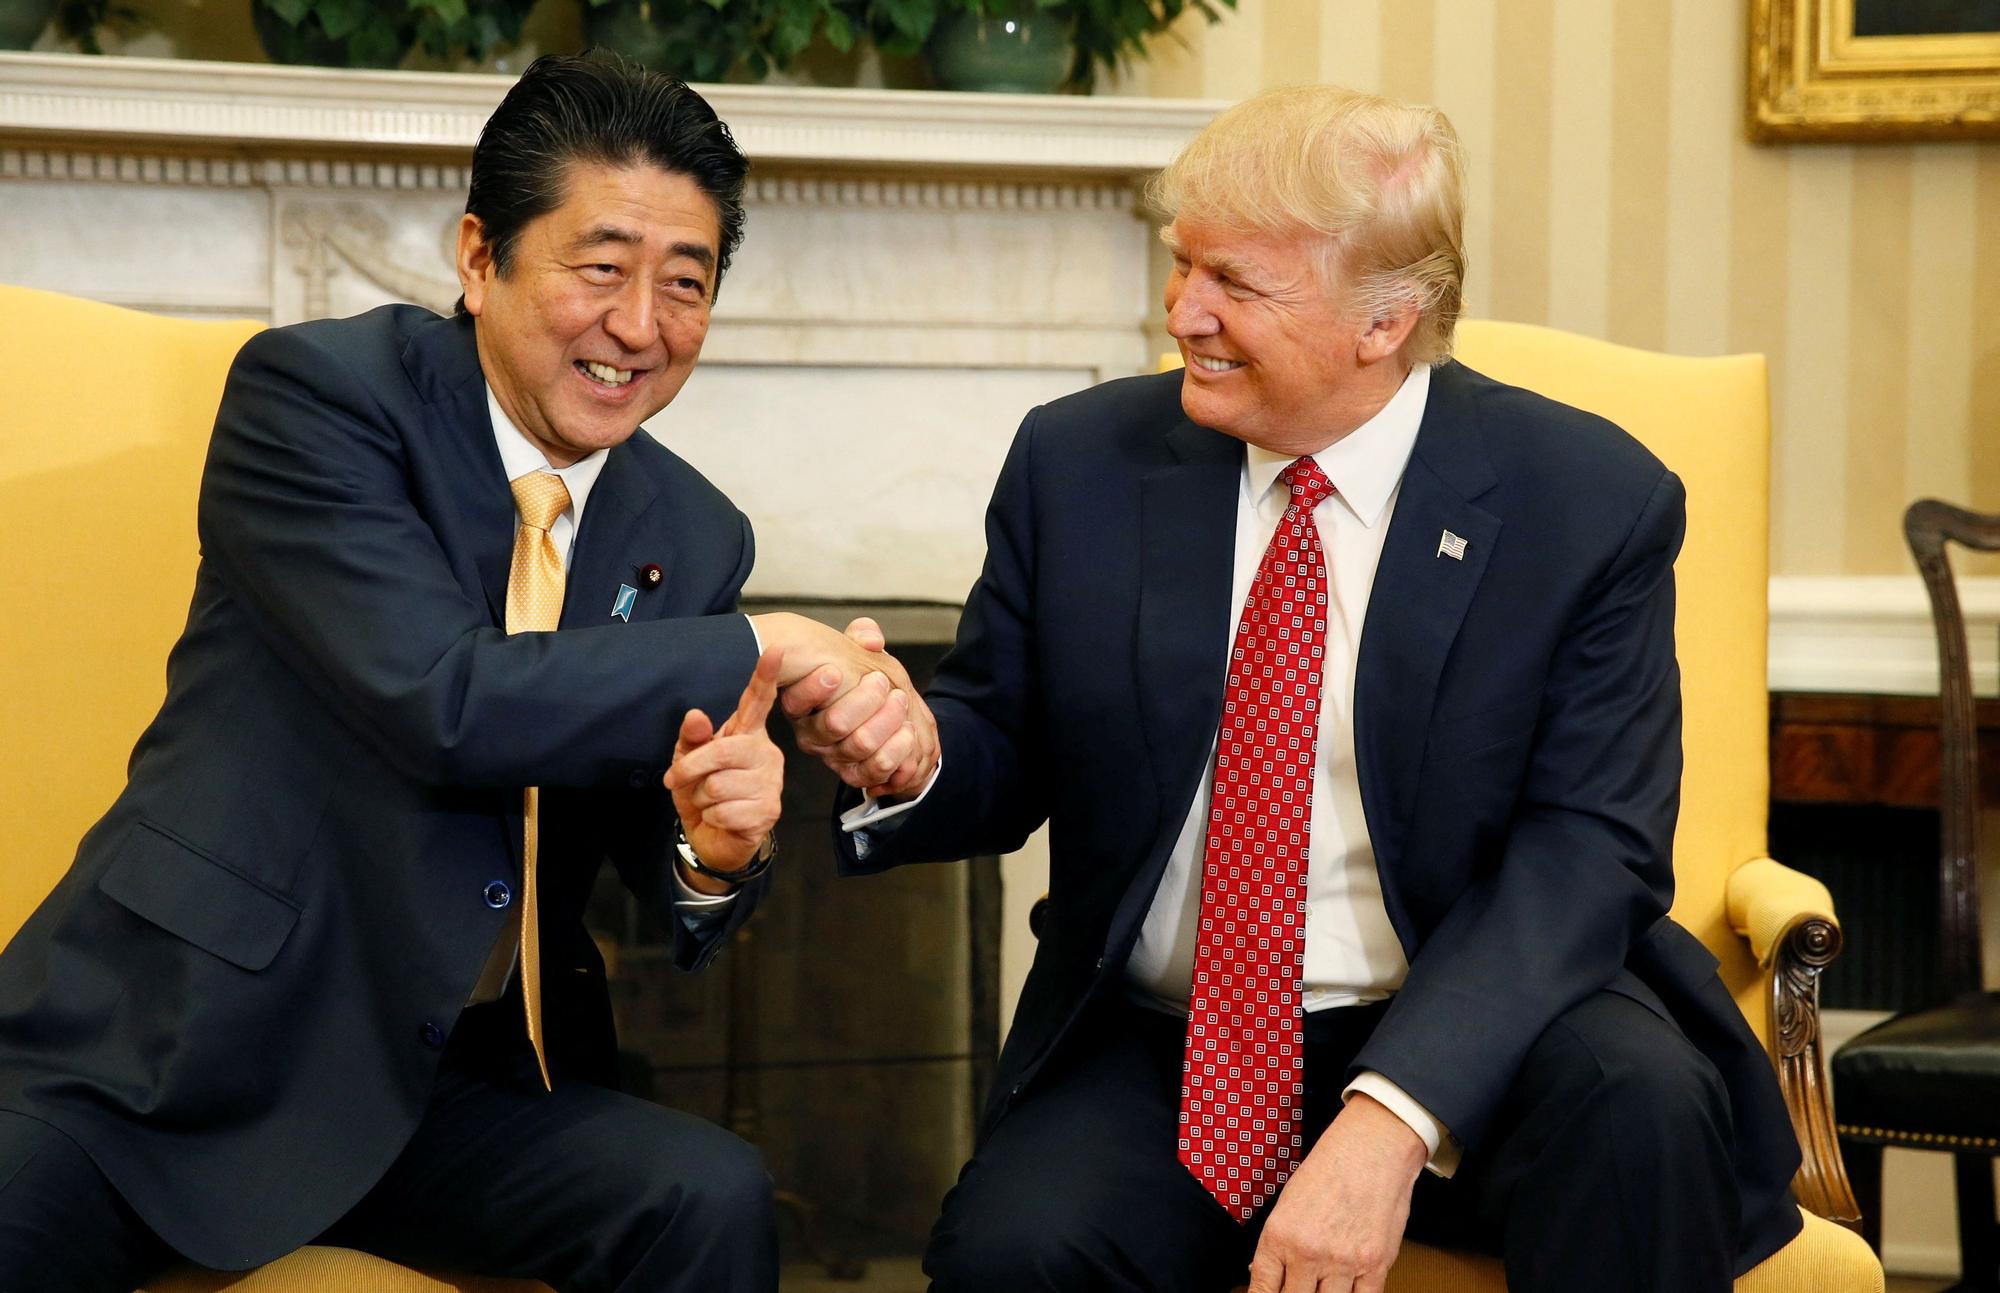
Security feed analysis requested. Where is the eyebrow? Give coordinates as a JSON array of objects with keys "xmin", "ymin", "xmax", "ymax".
[
  {"xmin": 1159, "ymin": 227, "xmax": 1267, "ymax": 284},
  {"xmin": 1200, "ymin": 249, "xmax": 1266, "ymax": 282},
  {"xmin": 567, "ymin": 226, "xmax": 717, "ymax": 271}
]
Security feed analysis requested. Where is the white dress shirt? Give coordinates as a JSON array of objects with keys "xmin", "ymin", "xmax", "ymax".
[{"xmin": 1122, "ymin": 363, "xmax": 1459, "ymax": 1174}]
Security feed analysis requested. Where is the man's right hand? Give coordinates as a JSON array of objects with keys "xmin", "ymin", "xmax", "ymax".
[
  {"xmin": 763, "ymin": 615, "xmax": 938, "ymax": 798},
  {"xmin": 747, "ymin": 611, "xmax": 914, "ymax": 695}
]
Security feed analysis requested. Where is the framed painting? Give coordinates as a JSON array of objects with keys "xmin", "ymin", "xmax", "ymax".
[{"xmin": 1750, "ymin": 0, "xmax": 2000, "ymax": 140}]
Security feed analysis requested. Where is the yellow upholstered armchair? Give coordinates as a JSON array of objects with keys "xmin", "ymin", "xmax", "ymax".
[
  {"xmin": 0, "ymin": 284, "xmax": 548, "ymax": 1293},
  {"xmin": 1395, "ymin": 323, "xmax": 1880, "ymax": 1293},
  {"xmin": 1166, "ymin": 322, "xmax": 1885, "ymax": 1292}
]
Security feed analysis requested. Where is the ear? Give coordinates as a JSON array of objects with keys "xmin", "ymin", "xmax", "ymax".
[
  {"xmin": 456, "ymin": 213, "xmax": 495, "ymax": 317},
  {"xmin": 1356, "ymin": 297, "xmax": 1421, "ymax": 365}
]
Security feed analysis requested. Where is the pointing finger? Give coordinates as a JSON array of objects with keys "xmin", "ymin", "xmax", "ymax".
[{"xmin": 723, "ymin": 646, "xmax": 784, "ymax": 736}]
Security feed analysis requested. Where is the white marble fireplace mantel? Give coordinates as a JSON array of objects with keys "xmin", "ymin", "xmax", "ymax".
[{"xmin": 0, "ymin": 51, "xmax": 1219, "ymax": 171}]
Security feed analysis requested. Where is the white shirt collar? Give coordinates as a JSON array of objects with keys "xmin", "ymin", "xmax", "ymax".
[
  {"xmin": 1243, "ymin": 361, "xmax": 1431, "ymax": 528},
  {"xmin": 485, "ymin": 382, "xmax": 610, "ymax": 519}
]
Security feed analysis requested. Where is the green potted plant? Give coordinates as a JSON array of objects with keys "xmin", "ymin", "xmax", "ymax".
[
  {"xmin": 252, "ymin": 0, "xmax": 535, "ymax": 68},
  {"xmin": 579, "ymin": 0, "xmax": 1228, "ymax": 91},
  {"xmin": 582, "ymin": 0, "xmax": 860, "ymax": 81}
]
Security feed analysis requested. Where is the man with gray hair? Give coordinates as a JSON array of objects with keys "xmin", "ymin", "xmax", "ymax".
[{"xmin": 790, "ymin": 85, "xmax": 1803, "ymax": 1292}]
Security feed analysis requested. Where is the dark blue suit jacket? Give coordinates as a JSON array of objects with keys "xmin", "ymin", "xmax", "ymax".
[
  {"xmin": 0, "ymin": 306, "xmax": 765, "ymax": 1269},
  {"xmin": 840, "ymin": 363, "xmax": 1802, "ymax": 1269}
]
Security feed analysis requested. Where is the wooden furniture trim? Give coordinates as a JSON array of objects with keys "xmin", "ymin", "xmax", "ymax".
[
  {"xmin": 1771, "ymin": 910, "xmax": 1864, "ymax": 1228},
  {"xmin": 1905, "ymin": 498, "xmax": 2000, "ymax": 998}
]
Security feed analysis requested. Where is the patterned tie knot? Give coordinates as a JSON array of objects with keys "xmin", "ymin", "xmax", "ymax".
[
  {"xmin": 511, "ymin": 471, "xmax": 571, "ymax": 532},
  {"xmin": 1280, "ymin": 457, "xmax": 1334, "ymax": 512}
]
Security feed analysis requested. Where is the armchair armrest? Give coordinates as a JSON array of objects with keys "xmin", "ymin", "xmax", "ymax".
[
  {"xmin": 1726, "ymin": 856, "xmax": 1863, "ymax": 1230},
  {"xmin": 1728, "ymin": 856, "xmax": 1838, "ymax": 964}
]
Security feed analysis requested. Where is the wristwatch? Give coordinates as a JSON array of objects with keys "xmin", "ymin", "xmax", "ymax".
[{"xmin": 675, "ymin": 820, "xmax": 777, "ymax": 888}]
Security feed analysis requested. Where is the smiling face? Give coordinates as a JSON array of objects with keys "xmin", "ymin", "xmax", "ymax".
[
  {"xmin": 458, "ymin": 161, "xmax": 722, "ymax": 468},
  {"xmin": 1163, "ymin": 215, "xmax": 1415, "ymax": 456}
]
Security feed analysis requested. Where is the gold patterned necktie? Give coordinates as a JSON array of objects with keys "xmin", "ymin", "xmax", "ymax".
[{"xmin": 506, "ymin": 470, "xmax": 571, "ymax": 1091}]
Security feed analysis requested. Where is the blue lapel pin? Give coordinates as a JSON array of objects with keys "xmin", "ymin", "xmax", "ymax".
[{"xmin": 611, "ymin": 584, "xmax": 637, "ymax": 622}]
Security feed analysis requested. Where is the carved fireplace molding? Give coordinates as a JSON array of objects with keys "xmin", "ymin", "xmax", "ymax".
[{"xmin": 0, "ymin": 51, "xmax": 1218, "ymax": 175}]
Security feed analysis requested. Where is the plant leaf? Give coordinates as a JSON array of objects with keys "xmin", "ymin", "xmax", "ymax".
[
  {"xmin": 314, "ymin": 0, "xmax": 370, "ymax": 40},
  {"xmin": 347, "ymin": 21, "xmax": 403, "ymax": 63},
  {"xmin": 874, "ymin": 0, "xmax": 930, "ymax": 41},
  {"xmin": 823, "ymin": 6, "xmax": 853, "ymax": 49},
  {"xmin": 410, "ymin": 0, "xmax": 467, "ymax": 23},
  {"xmin": 261, "ymin": 0, "xmax": 312, "ymax": 26}
]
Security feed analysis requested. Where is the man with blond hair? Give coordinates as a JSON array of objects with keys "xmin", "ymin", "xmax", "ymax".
[{"xmin": 790, "ymin": 85, "xmax": 1802, "ymax": 1293}]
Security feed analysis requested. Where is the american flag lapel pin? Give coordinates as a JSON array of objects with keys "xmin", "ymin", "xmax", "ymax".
[{"xmin": 1437, "ymin": 530, "xmax": 1468, "ymax": 561}]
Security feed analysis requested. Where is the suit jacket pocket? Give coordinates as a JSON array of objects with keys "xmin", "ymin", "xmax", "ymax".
[{"xmin": 98, "ymin": 821, "xmax": 301, "ymax": 972}]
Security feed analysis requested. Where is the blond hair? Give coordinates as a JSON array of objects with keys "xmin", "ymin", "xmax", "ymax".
[{"xmin": 1148, "ymin": 84, "xmax": 1467, "ymax": 365}]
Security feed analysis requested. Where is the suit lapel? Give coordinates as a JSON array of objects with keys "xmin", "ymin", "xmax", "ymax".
[
  {"xmin": 560, "ymin": 442, "xmax": 663, "ymax": 630},
  {"xmin": 401, "ymin": 314, "xmax": 514, "ymax": 625},
  {"xmin": 1353, "ymin": 362, "xmax": 1500, "ymax": 916},
  {"xmin": 1135, "ymin": 420, "xmax": 1242, "ymax": 834}
]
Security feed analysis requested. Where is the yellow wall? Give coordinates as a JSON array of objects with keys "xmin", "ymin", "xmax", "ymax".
[{"xmin": 1136, "ymin": 0, "xmax": 2000, "ymax": 578}]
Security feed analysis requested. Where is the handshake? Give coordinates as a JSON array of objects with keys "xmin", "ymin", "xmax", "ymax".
[{"xmin": 662, "ymin": 611, "xmax": 939, "ymax": 889}]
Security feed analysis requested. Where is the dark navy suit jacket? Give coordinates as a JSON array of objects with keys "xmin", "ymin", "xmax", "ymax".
[
  {"xmin": 839, "ymin": 363, "xmax": 1803, "ymax": 1269},
  {"xmin": 0, "ymin": 306, "xmax": 765, "ymax": 1269}
]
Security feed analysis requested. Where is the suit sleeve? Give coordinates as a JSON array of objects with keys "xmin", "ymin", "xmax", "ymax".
[
  {"xmin": 610, "ymin": 510, "xmax": 769, "ymax": 970},
  {"xmin": 198, "ymin": 324, "xmax": 760, "ymax": 791},
  {"xmin": 1350, "ymin": 468, "xmax": 1687, "ymax": 1153},
  {"xmin": 833, "ymin": 407, "xmax": 1053, "ymax": 872}
]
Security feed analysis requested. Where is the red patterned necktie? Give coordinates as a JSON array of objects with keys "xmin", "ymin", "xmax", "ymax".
[{"xmin": 1179, "ymin": 455, "xmax": 1334, "ymax": 1222}]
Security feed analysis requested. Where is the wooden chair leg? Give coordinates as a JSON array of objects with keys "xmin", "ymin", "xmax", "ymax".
[
  {"xmin": 1951, "ymin": 1152, "xmax": 2000, "ymax": 1293},
  {"xmin": 1842, "ymin": 1137, "xmax": 1884, "ymax": 1255}
]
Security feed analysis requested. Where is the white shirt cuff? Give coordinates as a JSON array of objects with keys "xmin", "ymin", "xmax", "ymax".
[
  {"xmin": 838, "ymin": 756, "xmax": 944, "ymax": 833},
  {"xmin": 670, "ymin": 859, "xmax": 738, "ymax": 909},
  {"xmin": 744, "ymin": 614, "xmax": 762, "ymax": 654},
  {"xmin": 1343, "ymin": 1071, "xmax": 1462, "ymax": 1178}
]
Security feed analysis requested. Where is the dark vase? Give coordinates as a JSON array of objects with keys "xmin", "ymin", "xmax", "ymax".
[
  {"xmin": 0, "ymin": 0, "xmax": 61, "ymax": 49},
  {"xmin": 925, "ymin": 1, "xmax": 1075, "ymax": 93},
  {"xmin": 251, "ymin": 0, "xmax": 412, "ymax": 68}
]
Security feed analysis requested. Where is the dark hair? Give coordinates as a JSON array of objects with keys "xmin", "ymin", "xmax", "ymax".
[{"xmin": 456, "ymin": 51, "xmax": 749, "ymax": 314}]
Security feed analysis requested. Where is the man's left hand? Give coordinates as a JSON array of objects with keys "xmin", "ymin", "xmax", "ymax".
[
  {"xmin": 1247, "ymin": 1092, "xmax": 1427, "ymax": 1293},
  {"xmin": 663, "ymin": 646, "xmax": 785, "ymax": 893}
]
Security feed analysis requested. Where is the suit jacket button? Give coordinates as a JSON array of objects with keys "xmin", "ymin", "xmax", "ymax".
[
  {"xmin": 484, "ymin": 881, "xmax": 512, "ymax": 909},
  {"xmin": 628, "ymin": 768, "xmax": 652, "ymax": 789},
  {"xmin": 419, "ymin": 1021, "xmax": 445, "ymax": 1049}
]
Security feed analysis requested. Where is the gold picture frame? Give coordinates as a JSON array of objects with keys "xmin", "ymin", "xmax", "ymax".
[{"xmin": 1750, "ymin": 0, "xmax": 2000, "ymax": 141}]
